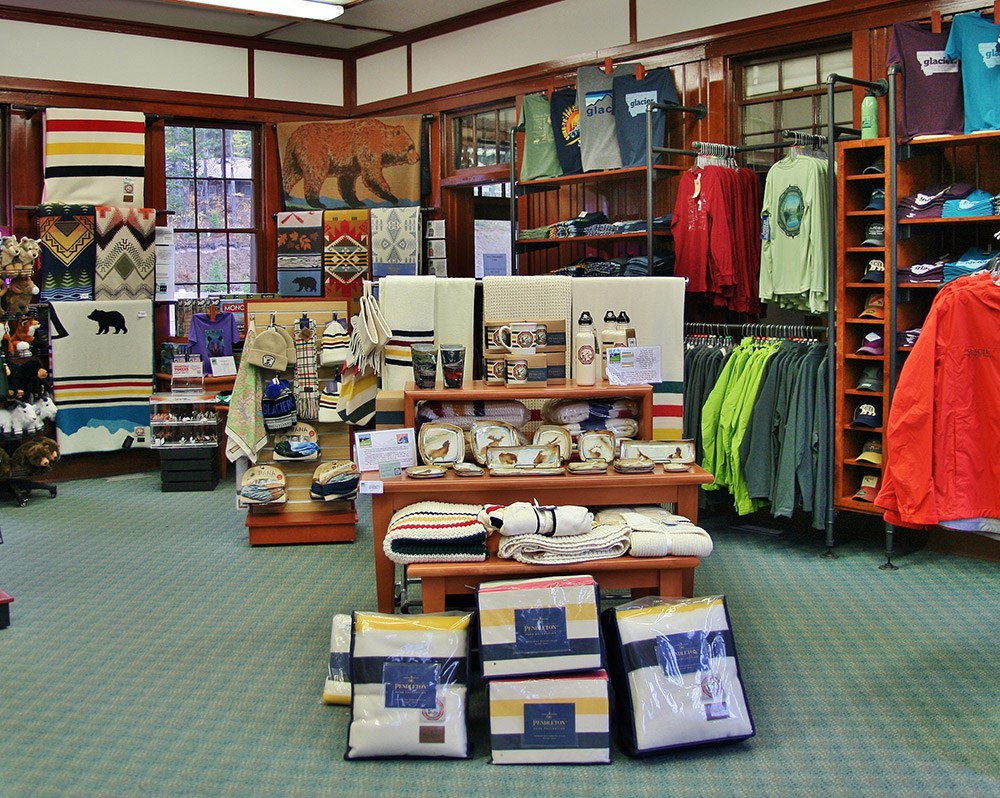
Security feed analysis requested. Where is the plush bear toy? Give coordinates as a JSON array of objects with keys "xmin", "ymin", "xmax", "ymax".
[
  {"xmin": 9, "ymin": 359, "xmax": 49, "ymax": 402},
  {"xmin": 16, "ymin": 237, "xmax": 41, "ymax": 268},
  {"xmin": 4, "ymin": 274, "xmax": 39, "ymax": 315},
  {"xmin": 0, "ymin": 236, "xmax": 20, "ymax": 271},
  {"xmin": 10, "ymin": 436, "xmax": 60, "ymax": 474}
]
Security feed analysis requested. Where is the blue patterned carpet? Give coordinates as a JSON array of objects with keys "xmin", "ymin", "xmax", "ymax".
[{"xmin": 0, "ymin": 474, "xmax": 997, "ymax": 797}]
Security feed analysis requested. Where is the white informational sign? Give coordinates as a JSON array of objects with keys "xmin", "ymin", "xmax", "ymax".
[
  {"xmin": 171, "ymin": 360, "xmax": 204, "ymax": 379},
  {"xmin": 209, "ymin": 356, "xmax": 237, "ymax": 376},
  {"xmin": 606, "ymin": 346, "xmax": 662, "ymax": 386},
  {"xmin": 354, "ymin": 428, "xmax": 417, "ymax": 473},
  {"xmin": 154, "ymin": 226, "xmax": 176, "ymax": 301}
]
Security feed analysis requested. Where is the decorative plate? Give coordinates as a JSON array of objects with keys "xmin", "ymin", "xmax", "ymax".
[
  {"xmin": 663, "ymin": 462, "xmax": 693, "ymax": 473},
  {"xmin": 578, "ymin": 430, "xmax": 617, "ymax": 463},
  {"xmin": 613, "ymin": 457, "xmax": 655, "ymax": 474},
  {"xmin": 533, "ymin": 425, "xmax": 572, "ymax": 462},
  {"xmin": 452, "ymin": 462, "xmax": 485, "ymax": 477},
  {"xmin": 620, "ymin": 439, "xmax": 696, "ymax": 464},
  {"xmin": 485, "ymin": 443, "xmax": 561, "ymax": 470},
  {"xmin": 489, "ymin": 465, "xmax": 565, "ymax": 477},
  {"xmin": 404, "ymin": 464, "xmax": 447, "ymax": 479},
  {"xmin": 418, "ymin": 423, "xmax": 465, "ymax": 466},
  {"xmin": 566, "ymin": 460, "xmax": 609, "ymax": 474},
  {"xmin": 470, "ymin": 420, "xmax": 523, "ymax": 464}
]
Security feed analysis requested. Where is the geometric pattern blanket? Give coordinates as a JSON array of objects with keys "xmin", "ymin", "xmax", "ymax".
[
  {"xmin": 38, "ymin": 203, "xmax": 96, "ymax": 302},
  {"xmin": 49, "ymin": 299, "xmax": 153, "ymax": 455},
  {"xmin": 323, "ymin": 209, "xmax": 370, "ymax": 285},
  {"xmin": 94, "ymin": 206, "xmax": 156, "ymax": 300},
  {"xmin": 371, "ymin": 206, "xmax": 420, "ymax": 277}
]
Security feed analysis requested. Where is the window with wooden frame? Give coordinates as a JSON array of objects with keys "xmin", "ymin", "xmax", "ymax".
[
  {"xmin": 737, "ymin": 44, "xmax": 854, "ymax": 170},
  {"xmin": 446, "ymin": 102, "xmax": 516, "ymax": 178},
  {"xmin": 164, "ymin": 123, "xmax": 259, "ymax": 297}
]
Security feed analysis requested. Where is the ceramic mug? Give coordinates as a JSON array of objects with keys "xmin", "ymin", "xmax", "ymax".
[
  {"xmin": 411, "ymin": 343, "xmax": 438, "ymax": 389},
  {"xmin": 506, "ymin": 356, "xmax": 529, "ymax": 386},
  {"xmin": 498, "ymin": 322, "xmax": 539, "ymax": 355},
  {"xmin": 484, "ymin": 354, "xmax": 507, "ymax": 385}
]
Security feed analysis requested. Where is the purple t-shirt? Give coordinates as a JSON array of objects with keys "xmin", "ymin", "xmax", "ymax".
[
  {"xmin": 887, "ymin": 21, "xmax": 963, "ymax": 139},
  {"xmin": 187, "ymin": 311, "xmax": 239, "ymax": 373}
]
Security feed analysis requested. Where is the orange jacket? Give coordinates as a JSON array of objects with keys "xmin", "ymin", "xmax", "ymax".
[{"xmin": 875, "ymin": 272, "xmax": 1000, "ymax": 526}]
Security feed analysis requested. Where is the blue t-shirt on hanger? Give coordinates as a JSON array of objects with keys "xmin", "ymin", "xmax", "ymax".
[
  {"xmin": 945, "ymin": 12, "xmax": 1000, "ymax": 133},
  {"xmin": 187, "ymin": 311, "xmax": 240, "ymax": 374}
]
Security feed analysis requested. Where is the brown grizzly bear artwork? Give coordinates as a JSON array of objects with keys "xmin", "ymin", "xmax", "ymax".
[{"xmin": 281, "ymin": 119, "xmax": 419, "ymax": 209}]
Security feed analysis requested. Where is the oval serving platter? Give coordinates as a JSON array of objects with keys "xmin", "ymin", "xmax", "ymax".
[
  {"xmin": 404, "ymin": 464, "xmax": 447, "ymax": 479},
  {"xmin": 620, "ymin": 439, "xmax": 696, "ymax": 464},
  {"xmin": 418, "ymin": 422, "xmax": 465, "ymax": 466},
  {"xmin": 452, "ymin": 462, "xmax": 485, "ymax": 477},
  {"xmin": 485, "ymin": 443, "xmax": 561, "ymax": 469}
]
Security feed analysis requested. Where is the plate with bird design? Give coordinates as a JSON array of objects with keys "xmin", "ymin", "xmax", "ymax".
[
  {"xmin": 470, "ymin": 420, "xmax": 523, "ymax": 465},
  {"xmin": 417, "ymin": 423, "xmax": 465, "ymax": 466},
  {"xmin": 578, "ymin": 430, "xmax": 617, "ymax": 463},
  {"xmin": 485, "ymin": 443, "xmax": 561, "ymax": 470}
]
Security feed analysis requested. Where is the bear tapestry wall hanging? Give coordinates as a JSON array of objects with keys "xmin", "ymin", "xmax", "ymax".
[
  {"xmin": 49, "ymin": 300, "xmax": 154, "ymax": 455},
  {"xmin": 277, "ymin": 115, "xmax": 421, "ymax": 210}
]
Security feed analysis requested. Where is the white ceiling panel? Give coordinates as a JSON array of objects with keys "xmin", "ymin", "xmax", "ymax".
[
  {"xmin": 265, "ymin": 24, "xmax": 387, "ymax": 49},
  {"xmin": 338, "ymin": 0, "xmax": 514, "ymax": 33}
]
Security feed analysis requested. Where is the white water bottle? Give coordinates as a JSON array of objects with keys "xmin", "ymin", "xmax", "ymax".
[
  {"xmin": 575, "ymin": 311, "xmax": 597, "ymax": 386},
  {"xmin": 600, "ymin": 310, "xmax": 618, "ymax": 379}
]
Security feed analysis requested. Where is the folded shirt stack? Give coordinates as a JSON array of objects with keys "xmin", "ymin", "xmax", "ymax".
[
  {"xmin": 549, "ymin": 211, "xmax": 610, "ymax": 238},
  {"xmin": 897, "ymin": 258, "xmax": 946, "ymax": 284},
  {"xmin": 897, "ymin": 182, "xmax": 975, "ymax": 219},
  {"xmin": 943, "ymin": 246, "xmax": 995, "ymax": 283},
  {"xmin": 941, "ymin": 189, "xmax": 997, "ymax": 218}
]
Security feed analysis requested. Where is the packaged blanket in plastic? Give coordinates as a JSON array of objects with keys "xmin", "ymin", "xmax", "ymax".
[
  {"xmin": 488, "ymin": 671, "xmax": 612, "ymax": 764},
  {"xmin": 323, "ymin": 613, "xmax": 352, "ymax": 705},
  {"xmin": 602, "ymin": 595, "xmax": 754, "ymax": 756},
  {"xmin": 415, "ymin": 399, "xmax": 530, "ymax": 430},
  {"xmin": 477, "ymin": 575, "xmax": 602, "ymax": 678},
  {"xmin": 345, "ymin": 610, "xmax": 474, "ymax": 760}
]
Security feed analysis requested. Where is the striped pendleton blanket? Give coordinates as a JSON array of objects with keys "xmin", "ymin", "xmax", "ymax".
[{"xmin": 383, "ymin": 501, "xmax": 489, "ymax": 564}]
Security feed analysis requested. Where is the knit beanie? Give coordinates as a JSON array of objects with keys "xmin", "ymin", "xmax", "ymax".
[
  {"xmin": 319, "ymin": 318, "xmax": 350, "ymax": 367},
  {"xmin": 244, "ymin": 328, "xmax": 288, "ymax": 371},
  {"xmin": 262, "ymin": 378, "xmax": 297, "ymax": 431},
  {"xmin": 273, "ymin": 324, "xmax": 297, "ymax": 368}
]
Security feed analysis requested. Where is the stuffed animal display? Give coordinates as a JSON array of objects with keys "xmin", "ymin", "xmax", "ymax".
[
  {"xmin": 9, "ymin": 436, "xmax": 60, "ymax": 473},
  {"xmin": 1, "ymin": 235, "xmax": 41, "ymax": 316},
  {"xmin": 3, "ymin": 274, "xmax": 39, "ymax": 315}
]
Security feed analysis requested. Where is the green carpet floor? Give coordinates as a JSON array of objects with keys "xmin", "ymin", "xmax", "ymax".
[{"xmin": 0, "ymin": 473, "xmax": 997, "ymax": 797}]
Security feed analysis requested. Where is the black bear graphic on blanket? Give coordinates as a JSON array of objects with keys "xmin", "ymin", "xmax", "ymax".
[
  {"xmin": 292, "ymin": 275, "xmax": 317, "ymax": 292},
  {"xmin": 88, "ymin": 309, "xmax": 128, "ymax": 334}
]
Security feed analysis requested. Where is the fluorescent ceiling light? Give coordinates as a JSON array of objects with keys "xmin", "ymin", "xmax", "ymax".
[{"xmin": 181, "ymin": 1, "xmax": 345, "ymax": 21}]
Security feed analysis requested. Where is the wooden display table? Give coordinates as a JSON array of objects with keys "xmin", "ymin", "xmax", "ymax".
[{"xmin": 370, "ymin": 464, "xmax": 714, "ymax": 613}]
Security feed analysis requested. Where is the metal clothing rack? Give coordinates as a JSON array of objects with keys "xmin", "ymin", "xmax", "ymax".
[
  {"xmin": 685, "ymin": 321, "xmax": 827, "ymax": 340},
  {"xmin": 691, "ymin": 131, "xmax": 828, "ymax": 157}
]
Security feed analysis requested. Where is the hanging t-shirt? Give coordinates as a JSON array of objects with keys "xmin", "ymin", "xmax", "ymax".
[
  {"xmin": 612, "ymin": 67, "xmax": 680, "ymax": 167},
  {"xmin": 576, "ymin": 63, "xmax": 636, "ymax": 172},
  {"xmin": 549, "ymin": 87, "xmax": 583, "ymax": 175},
  {"xmin": 887, "ymin": 21, "xmax": 963, "ymax": 139},
  {"xmin": 944, "ymin": 12, "xmax": 1000, "ymax": 133},
  {"xmin": 187, "ymin": 311, "xmax": 240, "ymax": 373},
  {"xmin": 519, "ymin": 93, "xmax": 563, "ymax": 181}
]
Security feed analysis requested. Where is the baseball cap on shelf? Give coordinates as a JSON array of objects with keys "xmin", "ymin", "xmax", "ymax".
[
  {"xmin": 864, "ymin": 188, "xmax": 886, "ymax": 210},
  {"xmin": 861, "ymin": 221, "xmax": 885, "ymax": 247},
  {"xmin": 861, "ymin": 258, "xmax": 885, "ymax": 282},
  {"xmin": 853, "ymin": 474, "xmax": 881, "ymax": 502},
  {"xmin": 855, "ymin": 437, "xmax": 883, "ymax": 465},
  {"xmin": 862, "ymin": 157, "xmax": 885, "ymax": 174},
  {"xmin": 856, "ymin": 331, "xmax": 884, "ymax": 356},
  {"xmin": 856, "ymin": 364, "xmax": 884, "ymax": 391},
  {"xmin": 852, "ymin": 401, "xmax": 882, "ymax": 428},
  {"xmin": 859, "ymin": 292, "xmax": 885, "ymax": 319}
]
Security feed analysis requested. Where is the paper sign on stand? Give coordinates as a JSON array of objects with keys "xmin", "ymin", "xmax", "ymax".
[
  {"xmin": 354, "ymin": 428, "xmax": 417, "ymax": 472},
  {"xmin": 606, "ymin": 346, "xmax": 661, "ymax": 386}
]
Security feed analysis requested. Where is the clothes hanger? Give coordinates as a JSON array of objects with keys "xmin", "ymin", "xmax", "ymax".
[{"xmin": 930, "ymin": 10, "xmax": 942, "ymax": 33}]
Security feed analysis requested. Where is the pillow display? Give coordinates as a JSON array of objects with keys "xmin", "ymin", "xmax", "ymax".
[
  {"xmin": 488, "ymin": 671, "xmax": 612, "ymax": 765},
  {"xmin": 477, "ymin": 575, "xmax": 602, "ymax": 679},
  {"xmin": 602, "ymin": 595, "xmax": 754, "ymax": 756},
  {"xmin": 346, "ymin": 610, "xmax": 474, "ymax": 760}
]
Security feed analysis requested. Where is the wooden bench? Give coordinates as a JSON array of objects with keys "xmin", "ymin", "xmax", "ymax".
[{"xmin": 407, "ymin": 553, "xmax": 700, "ymax": 613}]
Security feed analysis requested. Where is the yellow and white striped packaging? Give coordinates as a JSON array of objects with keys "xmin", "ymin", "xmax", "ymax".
[
  {"xmin": 488, "ymin": 671, "xmax": 611, "ymax": 764},
  {"xmin": 477, "ymin": 575, "xmax": 602, "ymax": 678}
]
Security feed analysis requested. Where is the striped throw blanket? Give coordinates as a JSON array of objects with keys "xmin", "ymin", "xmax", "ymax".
[{"xmin": 383, "ymin": 501, "xmax": 489, "ymax": 564}]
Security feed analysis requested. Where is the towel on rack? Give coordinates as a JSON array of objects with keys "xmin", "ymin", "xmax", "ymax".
[
  {"xmin": 483, "ymin": 276, "xmax": 574, "ymax": 375},
  {"xmin": 434, "ymin": 277, "xmax": 475, "ymax": 385},
  {"xmin": 378, "ymin": 275, "xmax": 437, "ymax": 391},
  {"xmin": 593, "ymin": 506, "xmax": 714, "ymax": 557},
  {"xmin": 37, "ymin": 203, "xmax": 96, "ymax": 302},
  {"xmin": 42, "ymin": 108, "xmax": 145, "ymax": 206},
  {"xmin": 225, "ymin": 328, "xmax": 268, "ymax": 463},
  {"xmin": 94, "ymin": 206, "xmax": 156, "ymax": 301},
  {"xmin": 383, "ymin": 501, "xmax": 489, "ymax": 564},
  {"xmin": 371, "ymin": 206, "xmax": 420, "ymax": 277},
  {"xmin": 570, "ymin": 277, "xmax": 686, "ymax": 440}
]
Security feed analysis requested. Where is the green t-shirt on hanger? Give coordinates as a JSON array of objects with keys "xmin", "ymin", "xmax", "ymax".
[{"xmin": 518, "ymin": 93, "xmax": 563, "ymax": 182}]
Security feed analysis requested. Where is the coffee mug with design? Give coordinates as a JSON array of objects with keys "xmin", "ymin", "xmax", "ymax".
[
  {"xmin": 498, "ymin": 321, "xmax": 540, "ymax": 355},
  {"xmin": 506, "ymin": 357, "xmax": 529, "ymax": 386},
  {"xmin": 484, "ymin": 354, "xmax": 507, "ymax": 385}
]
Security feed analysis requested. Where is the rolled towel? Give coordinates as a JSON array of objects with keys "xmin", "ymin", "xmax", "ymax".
[
  {"xmin": 480, "ymin": 502, "xmax": 594, "ymax": 537},
  {"xmin": 594, "ymin": 506, "xmax": 714, "ymax": 557},
  {"xmin": 497, "ymin": 524, "xmax": 629, "ymax": 565},
  {"xmin": 384, "ymin": 501, "xmax": 489, "ymax": 564}
]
